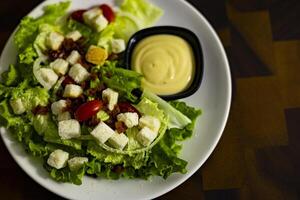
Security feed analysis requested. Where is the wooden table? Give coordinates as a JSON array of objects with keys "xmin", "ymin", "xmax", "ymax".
[{"xmin": 1, "ymin": 0, "xmax": 300, "ymax": 199}]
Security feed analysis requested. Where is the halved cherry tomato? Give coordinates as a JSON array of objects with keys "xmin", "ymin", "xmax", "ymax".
[
  {"xmin": 75, "ymin": 100, "xmax": 103, "ymax": 122},
  {"xmin": 99, "ymin": 4, "xmax": 115, "ymax": 22},
  {"xmin": 70, "ymin": 9, "xmax": 86, "ymax": 23},
  {"xmin": 62, "ymin": 76, "xmax": 76, "ymax": 87}
]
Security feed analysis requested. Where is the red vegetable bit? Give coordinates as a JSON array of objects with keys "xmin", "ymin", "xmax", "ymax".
[
  {"xmin": 32, "ymin": 105, "xmax": 49, "ymax": 115},
  {"xmin": 70, "ymin": 9, "xmax": 86, "ymax": 23},
  {"xmin": 75, "ymin": 100, "xmax": 103, "ymax": 122},
  {"xmin": 62, "ymin": 76, "xmax": 76, "ymax": 87},
  {"xmin": 115, "ymin": 121, "xmax": 127, "ymax": 133},
  {"xmin": 118, "ymin": 102, "xmax": 140, "ymax": 115},
  {"xmin": 99, "ymin": 4, "xmax": 115, "ymax": 22}
]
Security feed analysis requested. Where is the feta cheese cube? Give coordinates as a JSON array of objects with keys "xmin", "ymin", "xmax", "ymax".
[
  {"xmin": 83, "ymin": 8, "xmax": 102, "ymax": 25},
  {"xmin": 108, "ymin": 132, "xmax": 129, "ymax": 150},
  {"xmin": 47, "ymin": 149, "xmax": 69, "ymax": 169},
  {"xmin": 66, "ymin": 30, "xmax": 82, "ymax": 41},
  {"xmin": 58, "ymin": 119, "xmax": 81, "ymax": 139},
  {"xmin": 85, "ymin": 45, "xmax": 108, "ymax": 65},
  {"xmin": 68, "ymin": 63, "xmax": 90, "ymax": 83},
  {"xmin": 66, "ymin": 50, "xmax": 81, "ymax": 65},
  {"xmin": 111, "ymin": 39, "xmax": 126, "ymax": 54},
  {"xmin": 136, "ymin": 127, "xmax": 158, "ymax": 146},
  {"xmin": 51, "ymin": 100, "xmax": 67, "ymax": 115},
  {"xmin": 57, "ymin": 111, "xmax": 71, "ymax": 121},
  {"xmin": 102, "ymin": 88, "xmax": 118, "ymax": 111},
  {"xmin": 37, "ymin": 68, "xmax": 59, "ymax": 90},
  {"xmin": 91, "ymin": 122, "xmax": 115, "ymax": 144},
  {"xmin": 9, "ymin": 98, "xmax": 25, "ymax": 115},
  {"xmin": 139, "ymin": 115, "xmax": 161, "ymax": 133},
  {"xmin": 63, "ymin": 84, "xmax": 83, "ymax": 98},
  {"xmin": 68, "ymin": 157, "xmax": 88, "ymax": 171},
  {"xmin": 92, "ymin": 14, "xmax": 108, "ymax": 32},
  {"xmin": 117, "ymin": 112, "xmax": 139, "ymax": 128},
  {"xmin": 50, "ymin": 58, "xmax": 69, "ymax": 75},
  {"xmin": 47, "ymin": 32, "xmax": 64, "ymax": 50}
]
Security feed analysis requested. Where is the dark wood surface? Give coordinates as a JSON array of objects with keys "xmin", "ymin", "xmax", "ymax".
[{"xmin": 1, "ymin": 0, "xmax": 300, "ymax": 199}]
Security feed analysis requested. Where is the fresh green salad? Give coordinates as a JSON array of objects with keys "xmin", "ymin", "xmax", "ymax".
[{"xmin": 0, "ymin": 0, "xmax": 201, "ymax": 185}]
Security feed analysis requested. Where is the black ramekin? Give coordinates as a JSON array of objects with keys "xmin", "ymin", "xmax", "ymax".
[{"xmin": 124, "ymin": 26, "xmax": 203, "ymax": 100}]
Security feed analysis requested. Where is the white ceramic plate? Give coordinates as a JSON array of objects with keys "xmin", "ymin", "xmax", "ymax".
[{"xmin": 0, "ymin": 0, "xmax": 231, "ymax": 199}]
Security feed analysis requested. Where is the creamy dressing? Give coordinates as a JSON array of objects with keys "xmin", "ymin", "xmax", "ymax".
[{"xmin": 132, "ymin": 34, "xmax": 195, "ymax": 95}]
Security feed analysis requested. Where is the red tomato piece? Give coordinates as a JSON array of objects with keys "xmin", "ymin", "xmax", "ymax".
[
  {"xmin": 70, "ymin": 9, "xmax": 86, "ymax": 23},
  {"xmin": 62, "ymin": 76, "xmax": 76, "ymax": 87},
  {"xmin": 99, "ymin": 4, "xmax": 115, "ymax": 22},
  {"xmin": 75, "ymin": 100, "xmax": 103, "ymax": 122}
]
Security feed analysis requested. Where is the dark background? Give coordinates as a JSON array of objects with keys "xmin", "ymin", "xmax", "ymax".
[{"xmin": 1, "ymin": 0, "xmax": 300, "ymax": 199}]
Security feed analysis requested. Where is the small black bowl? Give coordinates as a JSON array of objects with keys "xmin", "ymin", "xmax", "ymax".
[{"xmin": 124, "ymin": 26, "xmax": 204, "ymax": 100}]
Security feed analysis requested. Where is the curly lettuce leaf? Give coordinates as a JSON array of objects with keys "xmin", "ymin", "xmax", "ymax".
[
  {"xmin": 15, "ymin": 1, "xmax": 70, "ymax": 51},
  {"xmin": 120, "ymin": 0, "xmax": 163, "ymax": 27},
  {"xmin": 142, "ymin": 90, "xmax": 192, "ymax": 128},
  {"xmin": 113, "ymin": 0, "xmax": 163, "ymax": 41},
  {"xmin": 96, "ymin": 61, "xmax": 142, "ymax": 102},
  {"xmin": 34, "ymin": 114, "xmax": 82, "ymax": 150},
  {"xmin": 167, "ymin": 101, "xmax": 202, "ymax": 140},
  {"xmin": 14, "ymin": 1, "xmax": 70, "ymax": 80},
  {"xmin": 1, "ymin": 64, "xmax": 19, "ymax": 86},
  {"xmin": 87, "ymin": 141, "xmax": 148, "ymax": 169},
  {"xmin": 46, "ymin": 165, "xmax": 85, "ymax": 185}
]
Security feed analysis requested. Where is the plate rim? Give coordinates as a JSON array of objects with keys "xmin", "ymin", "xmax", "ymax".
[{"xmin": 0, "ymin": 0, "xmax": 232, "ymax": 199}]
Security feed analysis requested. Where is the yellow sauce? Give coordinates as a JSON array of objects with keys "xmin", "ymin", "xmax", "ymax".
[{"xmin": 132, "ymin": 34, "xmax": 195, "ymax": 95}]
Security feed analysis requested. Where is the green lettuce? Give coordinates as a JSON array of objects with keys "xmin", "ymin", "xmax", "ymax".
[
  {"xmin": 14, "ymin": 1, "xmax": 70, "ymax": 80},
  {"xmin": 87, "ymin": 141, "xmax": 148, "ymax": 169},
  {"xmin": 113, "ymin": 0, "xmax": 163, "ymax": 41},
  {"xmin": 96, "ymin": 0, "xmax": 163, "ymax": 48},
  {"xmin": 142, "ymin": 90, "xmax": 192, "ymax": 128},
  {"xmin": 96, "ymin": 61, "xmax": 142, "ymax": 102},
  {"xmin": 168, "ymin": 101, "xmax": 202, "ymax": 140},
  {"xmin": 15, "ymin": 1, "xmax": 70, "ymax": 51},
  {"xmin": 33, "ymin": 114, "xmax": 82, "ymax": 150},
  {"xmin": 47, "ymin": 165, "xmax": 86, "ymax": 185},
  {"xmin": 1, "ymin": 64, "xmax": 19, "ymax": 86}
]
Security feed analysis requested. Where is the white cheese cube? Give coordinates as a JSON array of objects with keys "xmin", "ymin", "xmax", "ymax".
[
  {"xmin": 91, "ymin": 121, "xmax": 115, "ymax": 144},
  {"xmin": 63, "ymin": 84, "xmax": 83, "ymax": 98},
  {"xmin": 50, "ymin": 58, "xmax": 69, "ymax": 75},
  {"xmin": 51, "ymin": 100, "xmax": 67, "ymax": 115},
  {"xmin": 68, "ymin": 63, "xmax": 90, "ymax": 83},
  {"xmin": 139, "ymin": 115, "xmax": 161, "ymax": 133},
  {"xmin": 137, "ymin": 127, "xmax": 158, "ymax": 146},
  {"xmin": 111, "ymin": 39, "xmax": 126, "ymax": 54},
  {"xmin": 37, "ymin": 68, "xmax": 59, "ymax": 90},
  {"xmin": 83, "ymin": 8, "xmax": 102, "ymax": 25},
  {"xmin": 117, "ymin": 112, "xmax": 139, "ymax": 128},
  {"xmin": 108, "ymin": 132, "xmax": 129, "ymax": 150},
  {"xmin": 57, "ymin": 111, "xmax": 71, "ymax": 121},
  {"xmin": 66, "ymin": 50, "xmax": 81, "ymax": 65},
  {"xmin": 92, "ymin": 14, "xmax": 108, "ymax": 32},
  {"xmin": 58, "ymin": 119, "xmax": 81, "ymax": 139},
  {"xmin": 68, "ymin": 157, "xmax": 88, "ymax": 171},
  {"xmin": 102, "ymin": 88, "xmax": 118, "ymax": 111},
  {"xmin": 47, "ymin": 149, "xmax": 69, "ymax": 169},
  {"xmin": 66, "ymin": 30, "xmax": 82, "ymax": 41},
  {"xmin": 9, "ymin": 98, "xmax": 25, "ymax": 115},
  {"xmin": 47, "ymin": 32, "xmax": 64, "ymax": 50}
]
